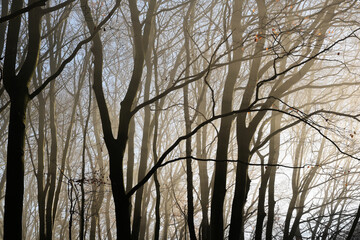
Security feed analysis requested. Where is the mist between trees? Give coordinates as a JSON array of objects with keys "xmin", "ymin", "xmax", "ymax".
[{"xmin": 2, "ymin": 0, "xmax": 360, "ymax": 239}]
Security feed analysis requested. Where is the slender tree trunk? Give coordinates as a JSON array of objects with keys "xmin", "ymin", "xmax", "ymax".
[
  {"xmin": 288, "ymin": 127, "xmax": 328, "ymax": 239},
  {"xmin": 184, "ymin": 77, "xmax": 197, "ymax": 240},
  {"xmin": 153, "ymin": 172, "xmax": 161, "ymax": 240},
  {"xmin": 322, "ymin": 196, "xmax": 344, "ymax": 240},
  {"xmin": 197, "ymin": 90, "xmax": 210, "ymax": 240},
  {"xmin": 255, "ymin": 153, "xmax": 270, "ymax": 239},
  {"xmin": 80, "ymin": 82, "xmax": 91, "ymax": 240},
  {"xmin": 22, "ymin": 176, "xmax": 34, "ymax": 240},
  {"xmin": 105, "ymin": 191, "xmax": 113, "ymax": 240},
  {"xmin": 126, "ymin": 118, "xmax": 135, "ymax": 193},
  {"xmin": 52, "ymin": 52, "xmax": 89, "ymax": 222},
  {"xmin": 139, "ymin": 184, "xmax": 151, "ymax": 240},
  {"xmin": 210, "ymin": 0, "xmax": 244, "ymax": 237},
  {"xmin": 45, "ymin": 80, "xmax": 58, "ymax": 240},
  {"xmin": 89, "ymin": 178, "xmax": 103, "ymax": 240},
  {"xmin": 68, "ymin": 181, "xmax": 75, "ymax": 240},
  {"xmin": 283, "ymin": 123, "xmax": 306, "ymax": 239},
  {"xmin": 162, "ymin": 192, "xmax": 170, "ymax": 239},
  {"xmin": 44, "ymin": 8, "xmax": 66, "ymax": 236},
  {"xmin": 183, "ymin": 1, "xmax": 197, "ymax": 238},
  {"xmin": 89, "ymin": 98, "xmax": 105, "ymax": 240},
  {"xmin": 228, "ymin": 1, "xmax": 266, "ymax": 238},
  {"xmin": 0, "ymin": 0, "xmax": 9, "ymax": 56},
  {"xmin": 346, "ymin": 204, "xmax": 360, "ymax": 240},
  {"xmin": 266, "ymin": 163, "xmax": 276, "ymax": 240},
  {"xmin": 132, "ymin": 22, "xmax": 155, "ymax": 239},
  {"xmin": 288, "ymin": 134, "xmax": 326, "ymax": 240},
  {"xmin": 152, "ymin": 100, "xmax": 161, "ymax": 240},
  {"xmin": 255, "ymin": 110, "xmax": 281, "ymax": 239},
  {"xmin": 36, "ymin": 90, "xmax": 46, "ymax": 240},
  {"xmin": 265, "ymin": 163, "xmax": 276, "ymax": 239},
  {"xmin": 0, "ymin": 165, "xmax": 6, "ymax": 238},
  {"xmin": 228, "ymin": 123, "xmax": 251, "ymax": 240},
  {"xmin": 312, "ymin": 189, "xmax": 328, "ymax": 239}
]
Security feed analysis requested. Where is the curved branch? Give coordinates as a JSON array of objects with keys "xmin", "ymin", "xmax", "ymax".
[
  {"xmin": 160, "ymin": 156, "xmax": 319, "ymax": 169},
  {"xmin": 29, "ymin": 0, "xmax": 121, "ymax": 100},
  {"xmin": 127, "ymin": 99, "xmax": 360, "ymax": 197},
  {"xmin": 0, "ymin": 0, "xmax": 46, "ymax": 23},
  {"xmin": 252, "ymin": 27, "xmax": 360, "ymax": 107}
]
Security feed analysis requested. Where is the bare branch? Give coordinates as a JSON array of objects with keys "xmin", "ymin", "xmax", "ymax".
[
  {"xmin": 0, "ymin": 0, "xmax": 47, "ymax": 23},
  {"xmin": 29, "ymin": 0, "xmax": 121, "ymax": 100},
  {"xmin": 160, "ymin": 156, "xmax": 319, "ymax": 169}
]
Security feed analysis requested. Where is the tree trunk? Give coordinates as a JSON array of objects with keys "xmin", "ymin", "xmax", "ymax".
[
  {"xmin": 126, "ymin": 118, "xmax": 135, "ymax": 193},
  {"xmin": 52, "ymin": 51, "xmax": 89, "ymax": 224},
  {"xmin": 152, "ymin": 100, "xmax": 161, "ymax": 240},
  {"xmin": 346, "ymin": 203, "xmax": 360, "ymax": 240},
  {"xmin": 266, "ymin": 162, "xmax": 276, "ymax": 240},
  {"xmin": 45, "ymin": 80, "xmax": 58, "ymax": 240},
  {"xmin": 44, "ymin": 10, "xmax": 65, "ymax": 235},
  {"xmin": 228, "ymin": 123, "xmax": 251, "ymax": 240},
  {"xmin": 0, "ymin": 0, "xmax": 9, "ymax": 56},
  {"xmin": 132, "ymin": 23, "xmax": 155, "ymax": 239},
  {"xmin": 162, "ymin": 192, "xmax": 170, "ymax": 239},
  {"xmin": 35, "ymin": 90, "xmax": 46, "ymax": 240},
  {"xmin": 79, "ymin": 82, "xmax": 91, "ymax": 240},
  {"xmin": 255, "ymin": 110, "xmax": 281, "ymax": 239},
  {"xmin": 109, "ymin": 144, "xmax": 131, "ymax": 239},
  {"xmin": 183, "ymin": 1, "xmax": 197, "ymax": 238},
  {"xmin": 105, "ymin": 191, "xmax": 113, "ymax": 240},
  {"xmin": 3, "ymin": 0, "xmax": 41, "ymax": 238},
  {"xmin": 139, "ymin": 184, "xmax": 151, "ymax": 240},
  {"xmin": 283, "ymin": 123, "xmax": 306, "ymax": 239},
  {"xmin": 197, "ymin": 90, "xmax": 210, "ymax": 240},
  {"xmin": 89, "ymin": 98, "xmax": 105, "ymax": 240},
  {"xmin": 4, "ymin": 92, "xmax": 28, "ymax": 240},
  {"xmin": 210, "ymin": 2, "xmax": 244, "ymax": 237}
]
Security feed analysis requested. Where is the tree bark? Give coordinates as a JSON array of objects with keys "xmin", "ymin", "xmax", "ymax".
[
  {"xmin": 132, "ymin": 17, "xmax": 155, "ymax": 239},
  {"xmin": 3, "ymin": 0, "xmax": 41, "ymax": 238},
  {"xmin": 255, "ymin": 110, "xmax": 281, "ymax": 240},
  {"xmin": 346, "ymin": 204, "xmax": 360, "ymax": 240},
  {"xmin": 197, "ymin": 87, "xmax": 210, "ymax": 240},
  {"xmin": 183, "ymin": 1, "xmax": 197, "ymax": 238},
  {"xmin": 89, "ymin": 97, "xmax": 105, "ymax": 240},
  {"xmin": 228, "ymin": 124, "xmax": 251, "ymax": 240},
  {"xmin": 283, "ymin": 123, "xmax": 306, "ymax": 239},
  {"xmin": 0, "ymin": 0, "xmax": 8, "ymax": 57},
  {"xmin": 4, "ymin": 91, "xmax": 28, "ymax": 240},
  {"xmin": 210, "ymin": 1, "xmax": 244, "ymax": 238},
  {"xmin": 35, "ymin": 89, "xmax": 46, "ymax": 240}
]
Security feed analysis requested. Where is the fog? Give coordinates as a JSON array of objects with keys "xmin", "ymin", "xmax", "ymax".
[{"xmin": 1, "ymin": 0, "xmax": 360, "ymax": 239}]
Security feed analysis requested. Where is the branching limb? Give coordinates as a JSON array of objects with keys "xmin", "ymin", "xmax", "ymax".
[
  {"xmin": 160, "ymin": 156, "xmax": 319, "ymax": 169},
  {"xmin": 128, "ymin": 97, "xmax": 360, "ymax": 197},
  {"xmin": 29, "ymin": 0, "xmax": 121, "ymax": 99},
  {"xmin": 251, "ymin": 27, "xmax": 360, "ymax": 107},
  {"xmin": 0, "ymin": 0, "xmax": 47, "ymax": 23}
]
